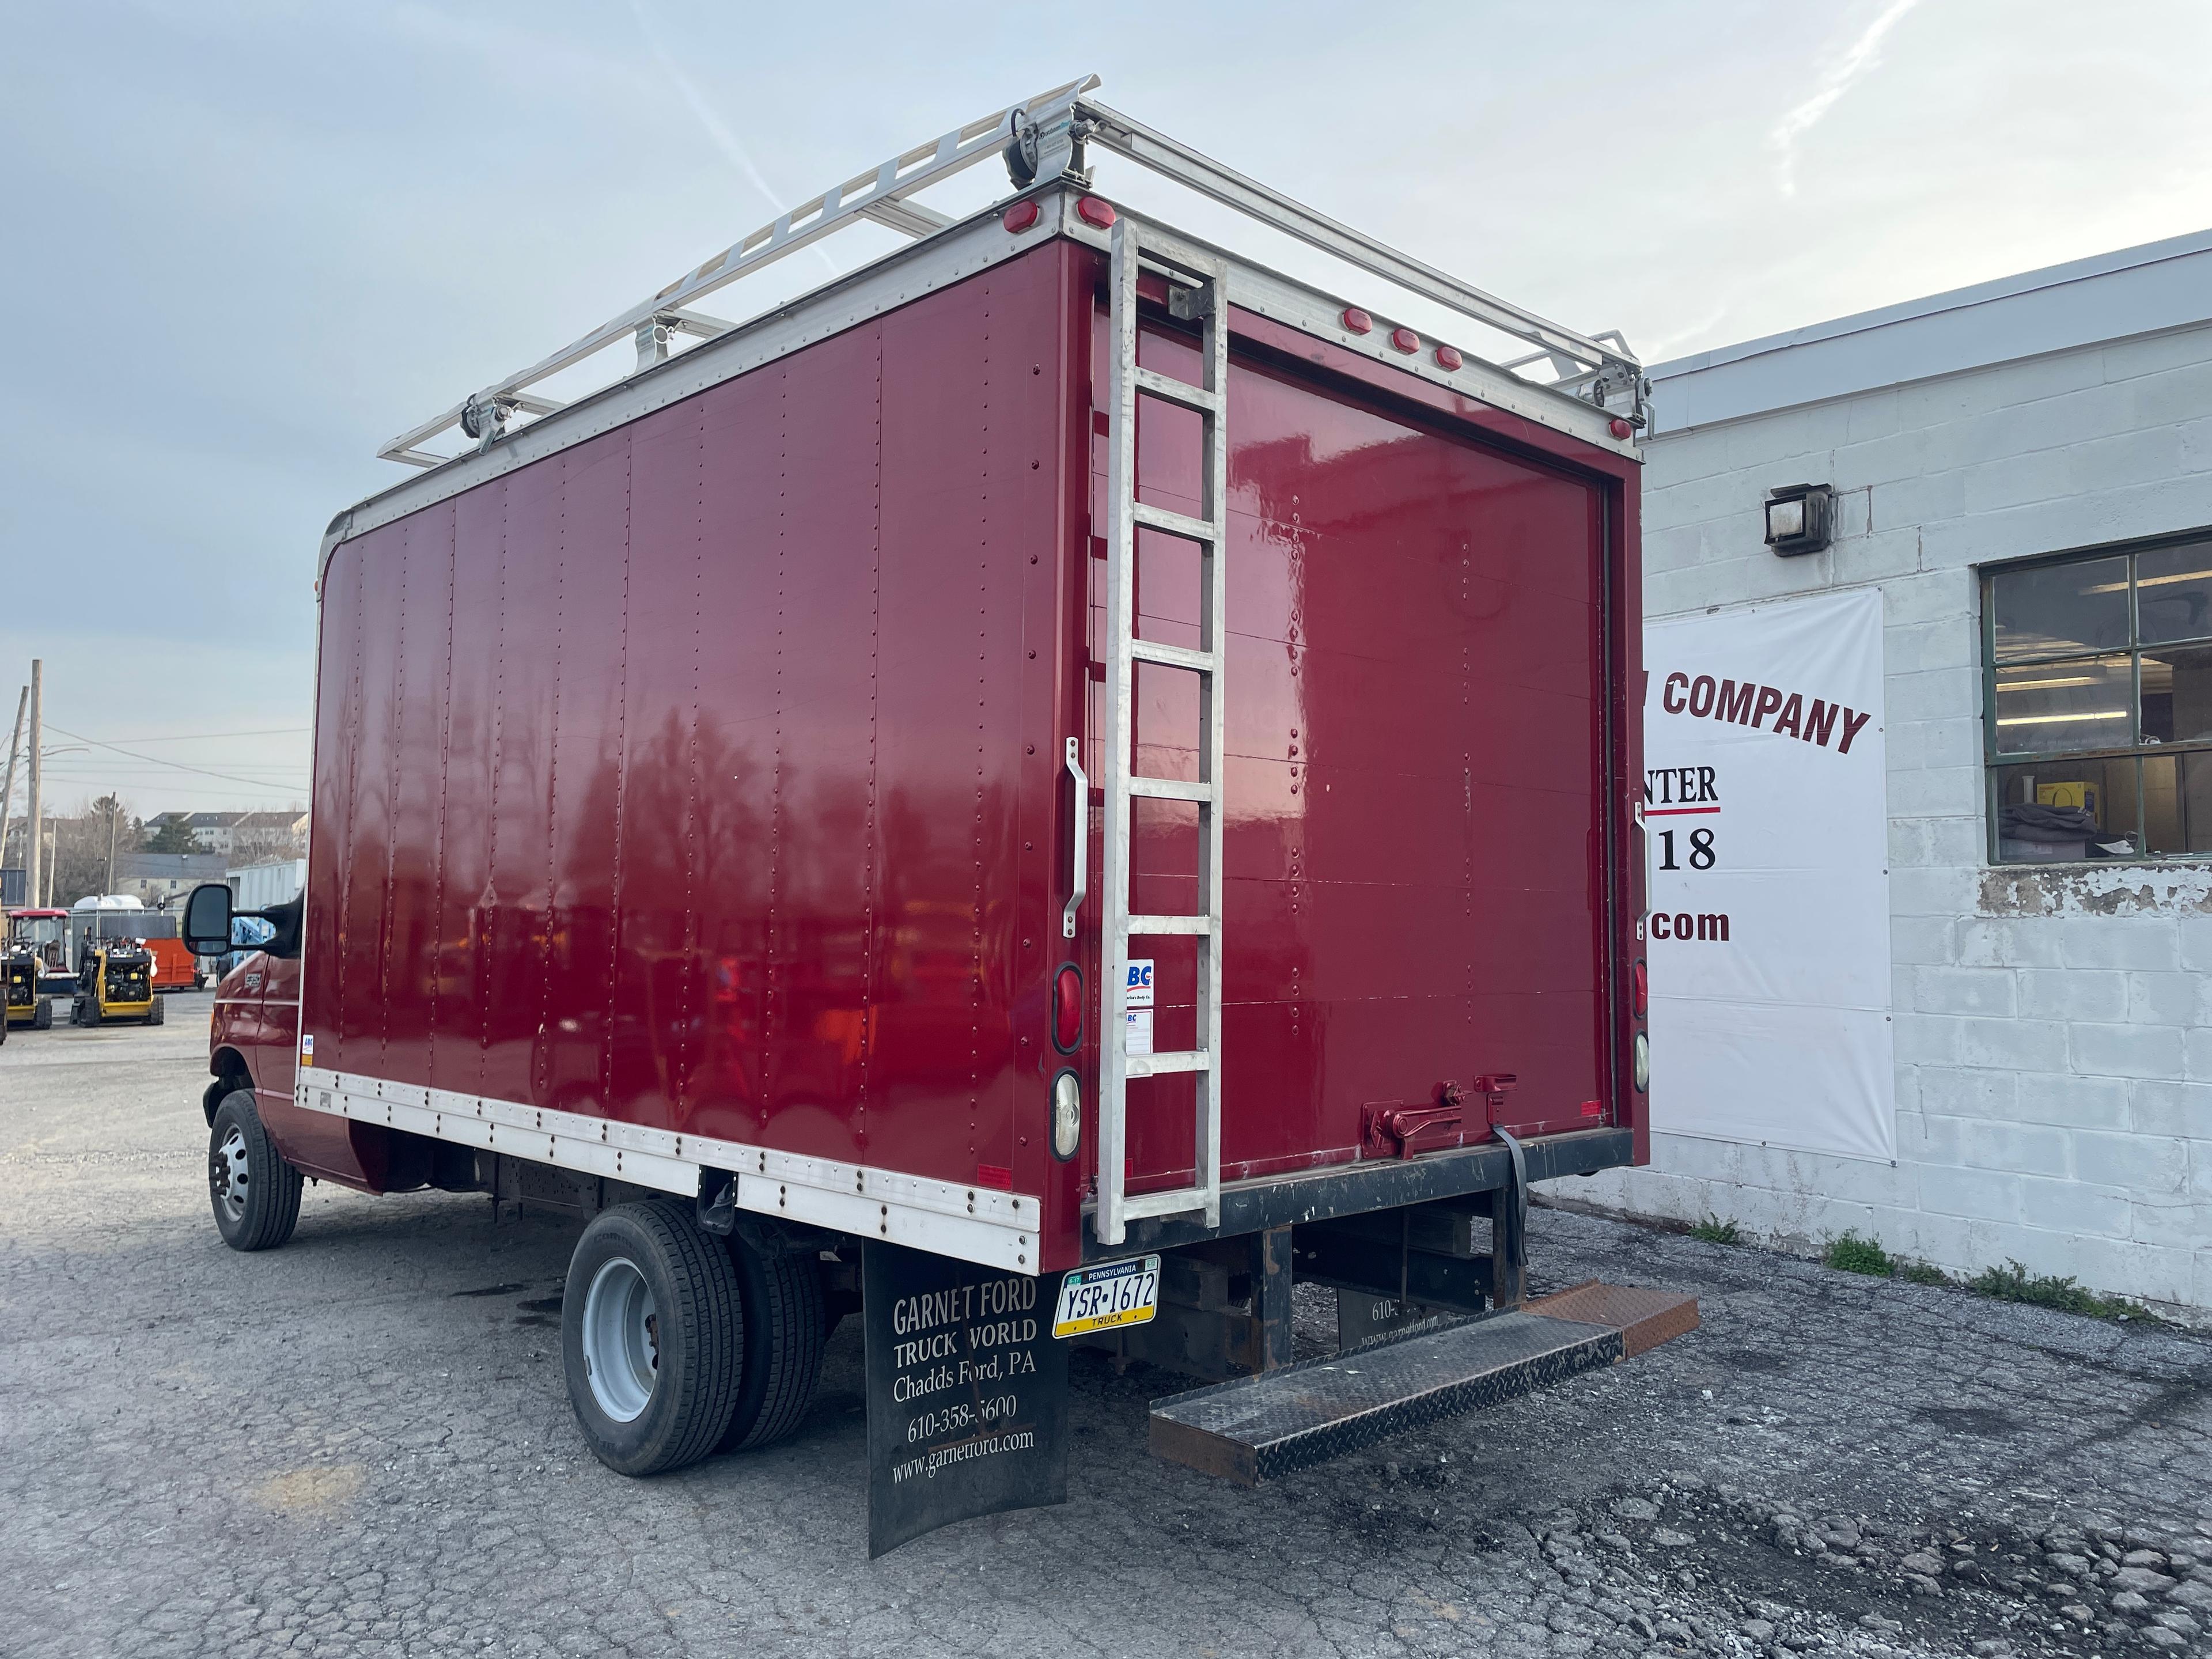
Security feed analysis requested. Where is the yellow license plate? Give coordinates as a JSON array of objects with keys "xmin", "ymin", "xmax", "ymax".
[{"xmin": 1052, "ymin": 1255, "xmax": 1161, "ymax": 1339}]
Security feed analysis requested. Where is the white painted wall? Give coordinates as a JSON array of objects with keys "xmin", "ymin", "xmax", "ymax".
[{"xmin": 1554, "ymin": 299, "xmax": 2212, "ymax": 1319}]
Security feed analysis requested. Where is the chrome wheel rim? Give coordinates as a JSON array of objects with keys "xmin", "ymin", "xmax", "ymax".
[
  {"xmin": 581, "ymin": 1256, "xmax": 659, "ymax": 1422},
  {"xmin": 210, "ymin": 1125, "xmax": 249, "ymax": 1222}
]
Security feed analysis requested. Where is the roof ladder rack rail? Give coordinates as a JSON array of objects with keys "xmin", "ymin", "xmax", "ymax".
[
  {"xmin": 1072, "ymin": 97, "xmax": 1639, "ymax": 387},
  {"xmin": 1096, "ymin": 218, "xmax": 1228, "ymax": 1247},
  {"xmin": 376, "ymin": 75, "xmax": 1100, "ymax": 468}
]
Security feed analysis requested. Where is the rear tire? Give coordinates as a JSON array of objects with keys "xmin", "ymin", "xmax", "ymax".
[
  {"xmin": 32, "ymin": 999, "xmax": 51, "ymax": 1031},
  {"xmin": 717, "ymin": 1233, "xmax": 827, "ymax": 1452},
  {"xmin": 149, "ymin": 996, "xmax": 166, "ymax": 1027},
  {"xmin": 208, "ymin": 1090, "xmax": 304, "ymax": 1251},
  {"xmin": 562, "ymin": 1199, "xmax": 743, "ymax": 1476}
]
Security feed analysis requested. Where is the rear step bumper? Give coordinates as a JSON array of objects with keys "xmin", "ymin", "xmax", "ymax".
[{"xmin": 1148, "ymin": 1281, "xmax": 1697, "ymax": 1484}]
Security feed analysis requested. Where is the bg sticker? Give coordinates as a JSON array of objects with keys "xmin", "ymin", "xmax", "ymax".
[{"xmin": 1123, "ymin": 960, "xmax": 1153, "ymax": 1058}]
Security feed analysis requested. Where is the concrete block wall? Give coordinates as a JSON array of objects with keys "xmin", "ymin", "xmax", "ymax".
[{"xmin": 1558, "ymin": 320, "xmax": 2212, "ymax": 1320}]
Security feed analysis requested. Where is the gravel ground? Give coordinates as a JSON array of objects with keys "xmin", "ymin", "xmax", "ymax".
[{"xmin": 3, "ymin": 1005, "xmax": 2210, "ymax": 1659}]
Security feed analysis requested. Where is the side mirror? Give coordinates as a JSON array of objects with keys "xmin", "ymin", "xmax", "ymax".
[{"xmin": 181, "ymin": 884, "xmax": 235, "ymax": 957}]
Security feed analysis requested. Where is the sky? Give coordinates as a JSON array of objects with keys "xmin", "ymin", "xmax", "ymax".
[{"xmin": 2, "ymin": 0, "xmax": 2209, "ymax": 821}]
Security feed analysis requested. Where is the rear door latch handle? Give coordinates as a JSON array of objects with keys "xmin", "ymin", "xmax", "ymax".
[{"xmin": 1063, "ymin": 737, "xmax": 1087, "ymax": 940}]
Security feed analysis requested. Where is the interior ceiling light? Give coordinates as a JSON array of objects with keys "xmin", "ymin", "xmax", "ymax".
[
  {"xmin": 2085, "ymin": 569, "xmax": 2212, "ymax": 593},
  {"xmin": 1995, "ymin": 710, "xmax": 2129, "ymax": 725}
]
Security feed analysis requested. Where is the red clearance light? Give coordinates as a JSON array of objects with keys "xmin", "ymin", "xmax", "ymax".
[
  {"xmin": 1002, "ymin": 199, "xmax": 1040, "ymax": 234},
  {"xmin": 1633, "ymin": 959, "xmax": 1648, "ymax": 1017},
  {"xmin": 1390, "ymin": 327, "xmax": 1419, "ymax": 354},
  {"xmin": 1434, "ymin": 344, "xmax": 1463, "ymax": 371},
  {"xmin": 1341, "ymin": 307, "xmax": 1373, "ymax": 335},
  {"xmin": 1077, "ymin": 196, "xmax": 1116, "ymax": 229},
  {"xmin": 1052, "ymin": 963, "xmax": 1083, "ymax": 1053},
  {"xmin": 1609, "ymin": 416, "xmax": 1633, "ymax": 440}
]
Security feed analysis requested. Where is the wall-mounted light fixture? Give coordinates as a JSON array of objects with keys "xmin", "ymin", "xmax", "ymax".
[{"xmin": 1763, "ymin": 483, "xmax": 1834, "ymax": 557}]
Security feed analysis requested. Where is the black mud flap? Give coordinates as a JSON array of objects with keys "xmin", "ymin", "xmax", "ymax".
[{"xmin": 863, "ymin": 1241, "xmax": 1069, "ymax": 1558}]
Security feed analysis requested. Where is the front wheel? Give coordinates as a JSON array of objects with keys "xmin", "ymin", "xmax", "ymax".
[
  {"xmin": 32, "ymin": 999, "xmax": 51, "ymax": 1031},
  {"xmin": 208, "ymin": 1090, "xmax": 304, "ymax": 1251},
  {"xmin": 562, "ymin": 1199, "xmax": 743, "ymax": 1476},
  {"xmin": 147, "ymin": 997, "xmax": 165, "ymax": 1027}
]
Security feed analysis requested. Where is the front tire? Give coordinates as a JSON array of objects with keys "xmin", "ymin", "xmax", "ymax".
[
  {"xmin": 562, "ymin": 1199, "xmax": 743, "ymax": 1476},
  {"xmin": 208, "ymin": 1090, "xmax": 304, "ymax": 1251},
  {"xmin": 148, "ymin": 996, "xmax": 165, "ymax": 1027},
  {"xmin": 32, "ymin": 999, "xmax": 51, "ymax": 1031}
]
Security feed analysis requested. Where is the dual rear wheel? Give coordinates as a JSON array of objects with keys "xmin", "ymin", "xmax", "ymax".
[
  {"xmin": 562, "ymin": 1199, "xmax": 825, "ymax": 1476},
  {"xmin": 197, "ymin": 1092, "xmax": 822, "ymax": 1477}
]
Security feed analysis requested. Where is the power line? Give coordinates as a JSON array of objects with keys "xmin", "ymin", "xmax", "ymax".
[
  {"xmin": 83, "ymin": 726, "xmax": 311, "ymax": 743},
  {"xmin": 42, "ymin": 722, "xmax": 314, "ymax": 791}
]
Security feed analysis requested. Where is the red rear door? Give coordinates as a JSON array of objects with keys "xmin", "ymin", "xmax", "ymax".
[{"xmin": 1092, "ymin": 306, "xmax": 1620, "ymax": 1191}]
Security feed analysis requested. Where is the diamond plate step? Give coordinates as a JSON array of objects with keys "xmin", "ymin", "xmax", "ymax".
[
  {"xmin": 1147, "ymin": 1310, "xmax": 1623, "ymax": 1485},
  {"xmin": 1525, "ymin": 1280, "xmax": 1700, "ymax": 1357}
]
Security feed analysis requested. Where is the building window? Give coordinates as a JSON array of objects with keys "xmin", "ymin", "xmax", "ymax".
[{"xmin": 1984, "ymin": 532, "xmax": 2212, "ymax": 863}]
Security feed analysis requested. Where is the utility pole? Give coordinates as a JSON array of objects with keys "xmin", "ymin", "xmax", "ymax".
[
  {"xmin": 103, "ymin": 796, "xmax": 121, "ymax": 897},
  {"xmin": 25, "ymin": 660, "xmax": 41, "ymax": 914},
  {"xmin": 0, "ymin": 684, "xmax": 25, "ymax": 889}
]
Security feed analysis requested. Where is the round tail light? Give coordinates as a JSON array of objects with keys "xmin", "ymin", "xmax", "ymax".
[
  {"xmin": 1052, "ymin": 963, "xmax": 1082, "ymax": 1053},
  {"xmin": 1633, "ymin": 959, "xmax": 1647, "ymax": 1018}
]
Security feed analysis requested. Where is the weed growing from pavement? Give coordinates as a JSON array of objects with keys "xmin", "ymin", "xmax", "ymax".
[
  {"xmin": 1964, "ymin": 1259, "xmax": 2166, "ymax": 1324},
  {"xmin": 1819, "ymin": 1238, "xmax": 2170, "ymax": 1323},
  {"xmin": 1823, "ymin": 1231, "xmax": 1892, "ymax": 1276},
  {"xmin": 1687, "ymin": 1215, "xmax": 1742, "ymax": 1245}
]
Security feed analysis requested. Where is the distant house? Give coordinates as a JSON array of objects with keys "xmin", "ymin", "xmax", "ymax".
[
  {"xmin": 112, "ymin": 851, "xmax": 232, "ymax": 907},
  {"xmin": 144, "ymin": 810, "xmax": 308, "ymax": 858}
]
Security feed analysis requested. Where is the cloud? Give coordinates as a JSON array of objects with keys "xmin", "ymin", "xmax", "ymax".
[
  {"xmin": 1770, "ymin": 0, "xmax": 1927, "ymax": 198},
  {"xmin": 627, "ymin": 0, "xmax": 839, "ymax": 277}
]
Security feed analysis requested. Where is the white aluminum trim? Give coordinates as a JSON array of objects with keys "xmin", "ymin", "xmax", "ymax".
[
  {"xmin": 1124, "ymin": 914, "xmax": 1210, "ymax": 937},
  {"xmin": 1132, "ymin": 365, "xmax": 1222, "ymax": 413},
  {"xmin": 320, "ymin": 185, "xmax": 1635, "ymax": 580},
  {"xmin": 1126, "ymin": 775, "xmax": 1213, "ymax": 804},
  {"xmin": 296, "ymin": 1068, "xmax": 1042, "ymax": 1274},
  {"xmin": 1120, "ymin": 1188, "xmax": 1210, "ymax": 1221},
  {"xmin": 378, "ymin": 78, "xmax": 1096, "ymax": 465},
  {"xmin": 1128, "ymin": 638, "xmax": 1216, "ymax": 674},
  {"xmin": 1060, "ymin": 204, "xmax": 1636, "ymax": 460},
  {"xmin": 320, "ymin": 192, "xmax": 1071, "ymax": 575},
  {"xmin": 1130, "ymin": 502, "xmax": 1218, "ymax": 545},
  {"xmin": 1126, "ymin": 1050, "xmax": 1210, "ymax": 1078}
]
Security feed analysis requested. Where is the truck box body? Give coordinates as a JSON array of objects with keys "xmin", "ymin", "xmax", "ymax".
[{"xmin": 281, "ymin": 187, "xmax": 1642, "ymax": 1277}]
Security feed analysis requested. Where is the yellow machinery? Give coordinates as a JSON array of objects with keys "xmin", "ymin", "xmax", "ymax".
[
  {"xmin": 70, "ymin": 941, "xmax": 164, "ymax": 1026},
  {"xmin": 3, "ymin": 945, "xmax": 52, "ymax": 1030}
]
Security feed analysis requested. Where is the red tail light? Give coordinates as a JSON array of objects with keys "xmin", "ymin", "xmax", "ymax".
[
  {"xmin": 1052, "ymin": 964, "xmax": 1083, "ymax": 1053},
  {"xmin": 1633, "ymin": 959, "xmax": 1648, "ymax": 1017}
]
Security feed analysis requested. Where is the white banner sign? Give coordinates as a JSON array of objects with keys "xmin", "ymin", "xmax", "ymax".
[{"xmin": 1645, "ymin": 587, "xmax": 1895, "ymax": 1162}]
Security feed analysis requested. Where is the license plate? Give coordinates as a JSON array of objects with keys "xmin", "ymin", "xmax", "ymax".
[{"xmin": 1052, "ymin": 1255, "xmax": 1161, "ymax": 1339}]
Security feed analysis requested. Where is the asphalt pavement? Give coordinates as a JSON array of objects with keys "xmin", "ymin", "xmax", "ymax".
[{"xmin": 2, "ymin": 1004, "xmax": 2209, "ymax": 1658}]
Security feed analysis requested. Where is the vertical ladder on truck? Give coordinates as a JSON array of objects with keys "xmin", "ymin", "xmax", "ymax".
[{"xmin": 1097, "ymin": 218, "xmax": 1229, "ymax": 1248}]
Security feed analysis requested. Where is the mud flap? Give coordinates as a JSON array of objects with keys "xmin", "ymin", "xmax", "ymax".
[{"xmin": 863, "ymin": 1241, "xmax": 1069, "ymax": 1557}]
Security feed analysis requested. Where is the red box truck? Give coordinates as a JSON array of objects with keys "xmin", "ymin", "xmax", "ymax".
[{"xmin": 190, "ymin": 80, "xmax": 1661, "ymax": 1537}]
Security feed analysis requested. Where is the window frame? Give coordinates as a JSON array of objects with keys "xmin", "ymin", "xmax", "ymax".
[{"xmin": 1980, "ymin": 525, "xmax": 2212, "ymax": 866}]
